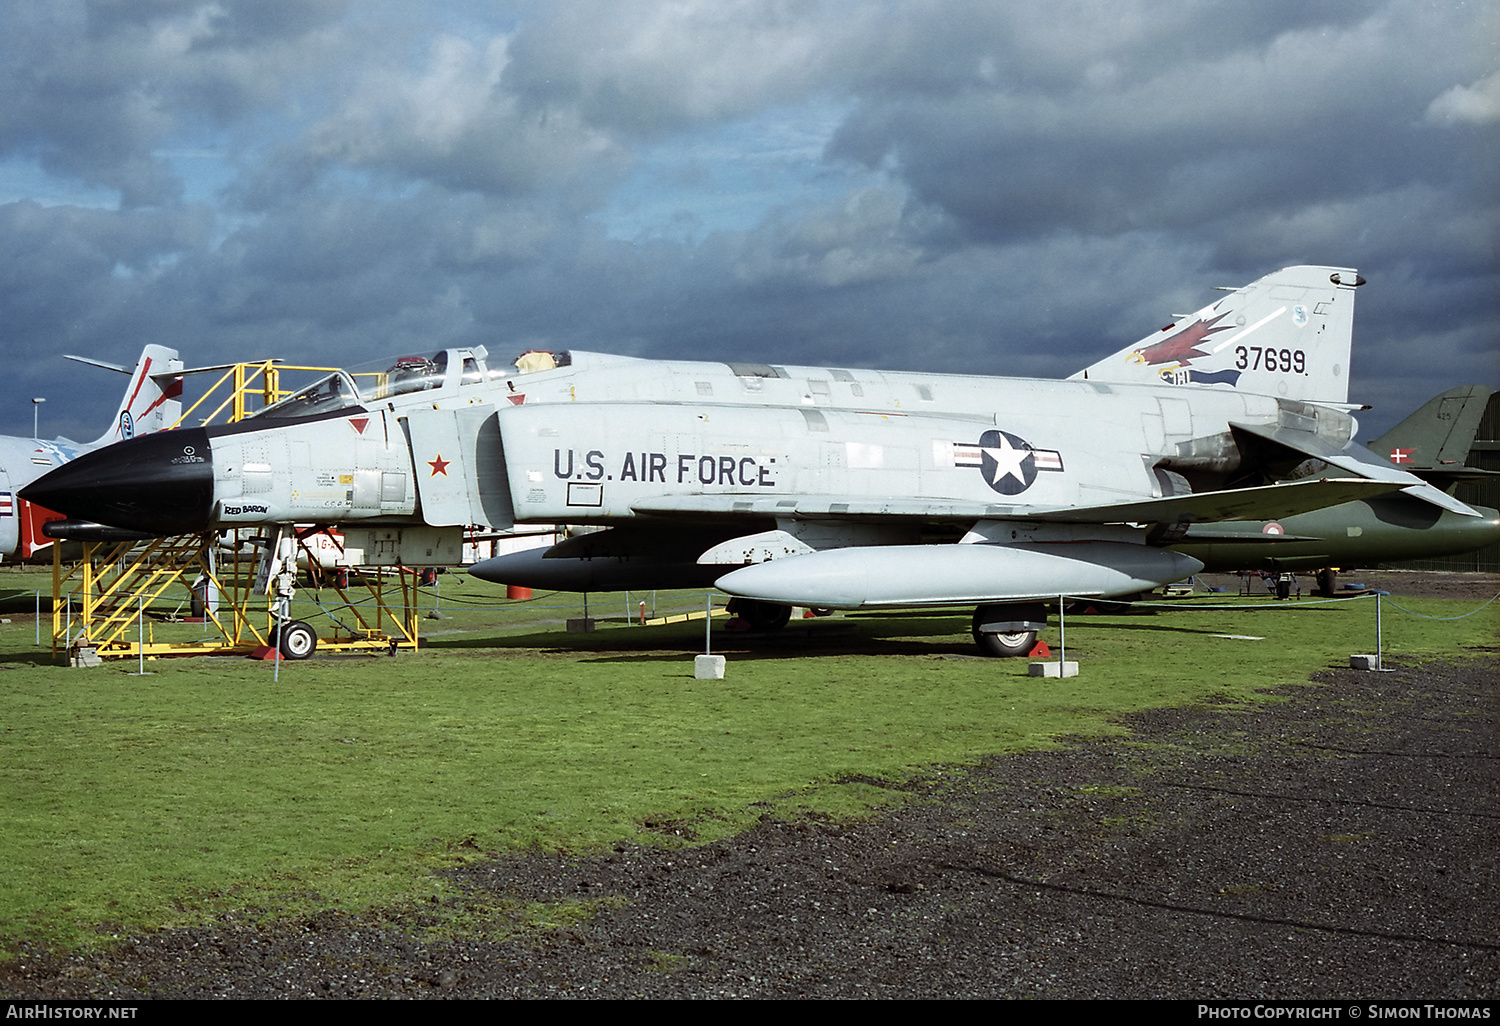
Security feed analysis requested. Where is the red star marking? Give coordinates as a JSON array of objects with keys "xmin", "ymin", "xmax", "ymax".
[
  {"xmin": 349, "ymin": 417, "xmax": 369, "ymax": 435},
  {"xmin": 428, "ymin": 455, "xmax": 451, "ymax": 476},
  {"xmin": 1389, "ymin": 448, "xmax": 1413, "ymax": 464}
]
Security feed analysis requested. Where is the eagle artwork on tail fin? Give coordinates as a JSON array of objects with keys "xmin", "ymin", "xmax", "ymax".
[{"xmin": 1129, "ymin": 310, "xmax": 1234, "ymax": 367}]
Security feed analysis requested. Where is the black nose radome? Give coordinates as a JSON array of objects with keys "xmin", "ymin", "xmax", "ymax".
[{"xmin": 20, "ymin": 428, "xmax": 214, "ymax": 536}]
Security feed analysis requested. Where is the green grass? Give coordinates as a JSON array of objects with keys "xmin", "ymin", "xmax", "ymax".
[{"xmin": 0, "ymin": 566, "xmax": 1493, "ymax": 953}]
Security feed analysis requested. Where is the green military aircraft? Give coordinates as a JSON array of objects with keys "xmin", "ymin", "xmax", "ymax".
[{"xmin": 1173, "ymin": 385, "xmax": 1498, "ymax": 593}]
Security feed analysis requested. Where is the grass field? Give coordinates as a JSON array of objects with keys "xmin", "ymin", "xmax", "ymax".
[{"xmin": 0, "ymin": 564, "xmax": 1493, "ymax": 954}]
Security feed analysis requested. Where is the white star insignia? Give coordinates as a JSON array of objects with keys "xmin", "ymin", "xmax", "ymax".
[{"xmin": 983, "ymin": 435, "xmax": 1031, "ymax": 487}]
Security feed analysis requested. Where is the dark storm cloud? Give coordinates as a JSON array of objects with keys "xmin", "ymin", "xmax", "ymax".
[
  {"xmin": 499, "ymin": 0, "xmax": 868, "ymax": 137},
  {"xmin": 0, "ymin": 0, "xmax": 349, "ymax": 205},
  {"xmin": 0, "ymin": 0, "xmax": 1494, "ymax": 444},
  {"xmin": 827, "ymin": 2, "xmax": 1491, "ymax": 249},
  {"xmin": 291, "ymin": 32, "xmax": 634, "ymax": 202}
]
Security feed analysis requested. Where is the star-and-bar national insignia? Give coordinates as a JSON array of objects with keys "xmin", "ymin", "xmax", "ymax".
[{"xmin": 952, "ymin": 430, "xmax": 1064, "ymax": 495}]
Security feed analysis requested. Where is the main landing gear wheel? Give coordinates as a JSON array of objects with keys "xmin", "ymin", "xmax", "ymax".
[
  {"xmin": 727, "ymin": 598, "xmax": 793, "ymax": 631},
  {"xmin": 273, "ymin": 620, "xmax": 318, "ymax": 660},
  {"xmin": 971, "ymin": 603, "xmax": 1047, "ymax": 658},
  {"xmin": 973, "ymin": 628, "xmax": 1037, "ymax": 658},
  {"xmin": 1315, "ymin": 568, "xmax": 1338, "ymax": 597}
]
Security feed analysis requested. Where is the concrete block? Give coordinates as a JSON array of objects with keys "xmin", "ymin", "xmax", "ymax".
[
  {"xmin": 1028, "ymin": 660, "xmax": 1079, "ymax": 678},
  {"xmin": 694, "ymin": 654, "xmax": 726, "ymax": 679}
]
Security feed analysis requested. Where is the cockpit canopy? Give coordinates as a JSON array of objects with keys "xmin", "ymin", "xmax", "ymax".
[
  {"xmin": 249, "ymin": 346, "xmax": 571, "ymax": 422},
  {"xmin": 253, "ymin": 369, "xmax": 365, "ymax": 422}
]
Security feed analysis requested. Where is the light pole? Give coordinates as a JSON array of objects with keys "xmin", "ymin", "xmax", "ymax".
[{"xmin": 31, "ymin": 397, "xmax": 45, "ymax": 439}]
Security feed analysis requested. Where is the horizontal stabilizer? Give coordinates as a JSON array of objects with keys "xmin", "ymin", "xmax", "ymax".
[
  {"xmin": 1230, "ymin": 420, "xmax": 1482, "ymax": 517},
  {"xmin": 1021, "ymin": 477, "xmax": 1399, "ymax": 526},
  {"xmin": 65, "ymin": 352, "xmax": 219, "ymax": 381},
  {"xmin": 177, "ymin": 360, "xmax": 275, "ymax": 376},
  {"xmin": 64, "ymin": 354, "xmax": 131, "ymax": 375}
]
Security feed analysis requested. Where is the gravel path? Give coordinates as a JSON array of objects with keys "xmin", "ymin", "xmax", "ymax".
[{"xmin": 3, "ymin": 645, "xmax": 1495, "ymax": 999}]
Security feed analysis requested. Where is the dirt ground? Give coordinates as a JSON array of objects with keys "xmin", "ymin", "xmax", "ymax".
[
  {"xmin": 1195, "ymin": 569, "xmax": 1500, "ymax": 602},
  {"xmin": 2, "ymin": 573, "xmax": 1496, "ymax": 1000}
]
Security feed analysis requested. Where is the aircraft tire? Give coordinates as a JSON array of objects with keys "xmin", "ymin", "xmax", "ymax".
[
  {"xmin": 275, "ymin": 620, "xmax": 319, "ymax": 660},
  {"xmin": 1315, "ymin": 568, "xmax": 1338, "ymax": 597},
  {"xmin": 730, "ymin": 599, "xmax": 793, "ymax": 631},
  {"xmin": 972, "ymin": 628, "xmax": 1037, "ymax": 658},
  {"xmin": 971, "ymin": 603, "xmax": 1047, "ymax": 657}
]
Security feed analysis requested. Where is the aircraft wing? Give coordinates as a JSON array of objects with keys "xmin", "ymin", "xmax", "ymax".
[
  {"xmin": 631, "ymin": 477, "xmax": 1400, "ymax": 526},
  {"xmin": 1177, "ymin": 528, "xmax": 1325, "ymax": 542}
]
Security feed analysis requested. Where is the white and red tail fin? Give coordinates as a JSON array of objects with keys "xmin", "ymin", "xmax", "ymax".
[
  {"xmin": 1070, "ymin": 265, "xmax": 1364, "ymax": 405},
  {"xmin": 66, "ymin": 346, "xmax": 185, "ymax": 448}
]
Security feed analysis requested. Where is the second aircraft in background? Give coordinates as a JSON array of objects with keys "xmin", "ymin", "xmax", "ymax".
[{"xmin": 0, "ymin": 346, "xmax": 183, "ymax": 561}]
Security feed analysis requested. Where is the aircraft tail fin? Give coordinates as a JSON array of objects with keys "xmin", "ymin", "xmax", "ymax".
[
  {"xmin": 1070, "ymin": 265, "xmax": 1364, "ymax": 405},
  {"xmin": 71, "ymin": 346, "xmax": 185, "ymax": 448},
  {"xmin": 1368, "ymin": 385, "xmax": 1492, "ymax": 472}
]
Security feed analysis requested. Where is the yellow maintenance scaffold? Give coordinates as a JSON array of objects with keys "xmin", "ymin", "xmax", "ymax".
[{"xmin": 52, "ymin": 361, "xmax": 429, "ymax": 664}]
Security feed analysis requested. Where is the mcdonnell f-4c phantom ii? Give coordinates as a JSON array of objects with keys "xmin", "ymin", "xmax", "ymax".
[
  {"xmin": 1, "ymin": 346, "xmax": 183, "ymax": 561},
  {"xmin": 22, "ymin": 265, "xmax": 1499, "ymax": 655}
]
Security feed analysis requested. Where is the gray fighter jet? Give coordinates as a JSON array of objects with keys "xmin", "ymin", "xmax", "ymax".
[{"xmin": 24, "ymin": 266, "xmax": 1495, "ymax": 654}]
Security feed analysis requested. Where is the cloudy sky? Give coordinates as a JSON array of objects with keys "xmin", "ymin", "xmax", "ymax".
[{"xmin": 2, "ymin": 0, "xmax": 1495, "ymax": 444}]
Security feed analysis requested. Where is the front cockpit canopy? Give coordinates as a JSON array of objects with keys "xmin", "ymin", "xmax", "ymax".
[{"xmin": 254, "ymin": 369, "xmax": 365, "ymax": 421}]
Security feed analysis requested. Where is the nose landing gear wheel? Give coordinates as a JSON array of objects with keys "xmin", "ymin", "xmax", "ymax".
[{"xmin": 273, "ymin": 620, "xmax": 318, "ymax": 660}]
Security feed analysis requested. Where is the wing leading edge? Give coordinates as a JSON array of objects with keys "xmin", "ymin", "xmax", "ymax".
[{"xmin": 631, "ymin": 477, "xmax": 1402, "ymax": 527}]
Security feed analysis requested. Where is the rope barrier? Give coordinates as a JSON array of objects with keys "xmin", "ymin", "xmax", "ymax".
[{"xmin": 1376, "ymin": 591, "xmax": 1500, "ymax": 622}]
